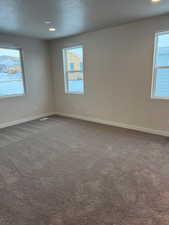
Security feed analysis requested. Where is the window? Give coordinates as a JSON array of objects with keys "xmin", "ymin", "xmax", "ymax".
[
  {"xmin": 152, "ymin": 31, "xmax": 169, "ymax": 99},
  {"xmin": 63, "ymin": 46, "xmax": 84, "ymax": 94},
  {"xmin": 0, "ymin": 47, "xmax": 25, "ymax": 98}
]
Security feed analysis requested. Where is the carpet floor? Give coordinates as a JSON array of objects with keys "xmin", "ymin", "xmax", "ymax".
[{"xmin": 0, "ymin": 116, "xmax": 169, "ymax": 225}]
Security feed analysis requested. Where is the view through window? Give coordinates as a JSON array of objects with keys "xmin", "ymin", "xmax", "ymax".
[
  {"xmin": 63, "ymin": 46, "xmax": 84, "ymax": 94},
  {"xmin": 0, "ymin": 47, "xmax": 25, "ymax": 97},
  {"xmin": 152, "ymin": 32, "xmax": 169, "ymax": 98}
]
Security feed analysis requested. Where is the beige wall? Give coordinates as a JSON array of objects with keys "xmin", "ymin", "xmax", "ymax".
[
  {"xmin": 49, "ymin": 14, "xmax": 169, "ymax": 133},
  {"xmin": 0, "ymin": 34, "xmax": 54, "ymax": 125}
]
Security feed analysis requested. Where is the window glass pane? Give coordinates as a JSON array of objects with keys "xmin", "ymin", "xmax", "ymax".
[
  {"xmin": 156, "ymin": 33, "xmax": 169, "ymax": 67},
  {"xmin": 70, "ymin": 63, "xmax": 74, "ymax": 71},
  {"xmin": 0, "ymin": 48, "xmax": 25, "ymax": 97},
  {"xmin": 80, "ymin": 62, "xmax": 83, "ymax": 71},
  {"xmin": 68, "ymin": 72, "xmax": 84, "ymax": 93},
  {"xmin": 154, "ymin": 68, "xmax": 169, "ymax": 97},
  {"xmin": 66, "ymin": 47, "xmax": 83, "ymax": 71}
]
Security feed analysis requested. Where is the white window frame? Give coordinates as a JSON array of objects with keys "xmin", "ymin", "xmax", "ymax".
[
  {"xmin": 62, "ymin": 45, "xmax": 85, "ymax": 95},
  {"xmin": 0, "ymin": 46, "xmax": 26, "ymax": 99},
  {"xmin": 151, "ymin": 31, "xmax": 169, "ymax": 100}
]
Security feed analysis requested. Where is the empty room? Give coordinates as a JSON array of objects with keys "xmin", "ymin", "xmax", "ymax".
[{"xmin": 0, "ymin": 0, "xmax": 169, "ymax": 224}]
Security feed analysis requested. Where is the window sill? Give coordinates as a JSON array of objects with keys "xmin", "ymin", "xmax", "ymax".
[
  {"xmin": 151, "ymin": 96, "xmax": 169, "ymax": 100},
  {"xmin": 65, "ymin": 92, "xmax": 85, "ymax": 95},
  {"xmin": 0, "ymin": 93, "xmax": 26, "ymax": 100}
]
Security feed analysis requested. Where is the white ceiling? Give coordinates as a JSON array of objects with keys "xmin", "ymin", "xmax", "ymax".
[{"xmin": 0, "ymin": 0, "xmax": 169, "ymax": 40}]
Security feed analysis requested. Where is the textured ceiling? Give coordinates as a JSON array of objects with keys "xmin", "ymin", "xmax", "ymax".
[{"xmin": 0, "ymin": 0, "xmax": 169, "ymax": 39}]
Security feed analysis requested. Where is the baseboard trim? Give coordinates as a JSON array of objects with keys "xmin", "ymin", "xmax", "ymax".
[
  {"xmin": 55, "ymin": 112, "xmax": 169, "ymax": 137},
  {"xmin": 1, "ymin": 111, "xmax": 169, "ymax": 137},
  {"xmin": 0, "ymin": 112, "xmax": 55, "ymax": 129}
]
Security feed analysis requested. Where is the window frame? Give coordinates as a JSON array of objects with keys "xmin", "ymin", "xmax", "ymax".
[
  {"xmin": 151, "ymin": 31, "xmax": 169, "ymax": 100},
  {"xmin": 62, "ymin": 45, "xmax": 85, "ymax": 95},
  {"xmin": 0, "ymin": 46, "xmax": 26, "ymax": 99}
]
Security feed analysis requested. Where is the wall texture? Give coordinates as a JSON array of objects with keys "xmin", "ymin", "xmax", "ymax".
[
  {"xmin": 0, "ymin": 34, "xmax": 54, "ymax": 125},
  {"xmin": 49, "ymin": 14, "xmax": 169, "ymax": 133}
]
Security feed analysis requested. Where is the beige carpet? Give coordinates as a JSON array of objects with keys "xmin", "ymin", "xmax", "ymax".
[{"xmin": 0, "ymin": 116, "xmax": 169, "ymax": 225}]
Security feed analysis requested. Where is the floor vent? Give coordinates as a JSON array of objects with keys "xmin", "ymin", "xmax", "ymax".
[{"xmin": 40, "ymin": 117, "xmax": 49, "ymax": 121}]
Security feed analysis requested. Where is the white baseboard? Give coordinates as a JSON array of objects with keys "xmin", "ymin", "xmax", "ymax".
[
  {"xmin": 55, "ymin": 112, "xmax": 169, "ymax": 137},
  {"xmin": 0, "ymin": 112, "xmax": 55, "ymax": 129},
  {"xmin": 1, "ymin": 111, "xmax": 169, "ymax": 137}
]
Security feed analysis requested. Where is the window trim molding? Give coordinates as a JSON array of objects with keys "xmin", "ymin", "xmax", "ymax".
[
  {"xmin": 0, "ymin": 46, "xmax": 26, "ymax": 99},
  {"xmin": 151, "ymin": 31, "xmax": 169, "ymax": 100},
  {"xmin": 62, "ymin": 45, "xmax": 85, "ymax": 95}
]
